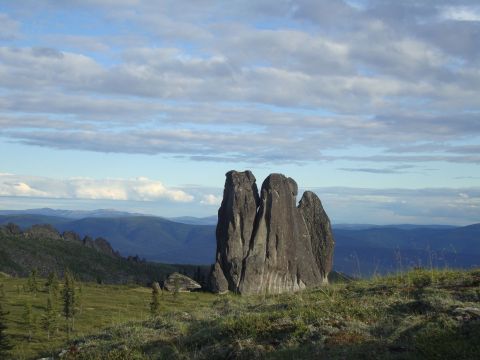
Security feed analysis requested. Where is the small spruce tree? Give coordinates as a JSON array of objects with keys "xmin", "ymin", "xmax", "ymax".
[
  {"xmin": 22, "ymin": 303, "xmax": 34, "ymax": 341},
  {"xmin": 27, "ymin": 269, "xmax": 39, "ymax": 294},
  {"xmin": 62, "ymin": 270, "xmax": 76, "ymax": 336},
  {"xmin": 41, "ymin": 296, "xmax": 57, "ymax": 340},
  {"xmin": 150, "ymin": 282, "xmax": 161, "ymax": 317},
  {"xmin": 45, "ymin": 271, "xmax": 59, "ymax": 296}
]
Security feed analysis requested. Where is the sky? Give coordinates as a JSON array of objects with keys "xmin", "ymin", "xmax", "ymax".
[{"xmin": 0, "ymin": 0, "xmax": 479, "ymax": 225}]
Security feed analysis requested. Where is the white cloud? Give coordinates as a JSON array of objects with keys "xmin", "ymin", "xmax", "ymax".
[
  {"xmin": 0, "ymin": 181, "xmax": 47, "ymax": 197},
  {"xmin": 0, "ymin": 173, "xmax": 193, "ymax": 203},
  {"xmin": 133, "ymin": 179, "xmax": 194, "ymax": 202},
  {"xmin": 313, "ymin": 186, "xmax": 480, "ymax": 225},
  {"xmin": 73, "ymin": 180, "xmax": 129, "ymax": 200},
  {"xmin": 200, "ymin": 194, "xmax": 222, "ymax": 206},
  {"xmin": 441, "ymin": 6, "xmax": 480, "ymax": 22}
]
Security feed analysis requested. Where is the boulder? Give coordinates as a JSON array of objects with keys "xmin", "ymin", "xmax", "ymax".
[
  {"xmin": 164, "ymin": 272, "xmax": 201, "ymax": 292},
  {"xmin": 211, "ymin": 171, "xmax": 335, "ymax": 295}
]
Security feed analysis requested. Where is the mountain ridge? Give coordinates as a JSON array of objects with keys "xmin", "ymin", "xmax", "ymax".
[
  {"xmin": 0, "ymin": 222, "xmax": 208, "ymax": 285},
  {"xmin": 0, "ymin": 213, "xmax": 478, "ymax": 276}
]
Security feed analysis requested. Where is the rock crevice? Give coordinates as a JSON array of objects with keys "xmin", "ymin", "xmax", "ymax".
[{"xmin": 211, "ymin": 170, "xmax": 335, "ymax": 295}]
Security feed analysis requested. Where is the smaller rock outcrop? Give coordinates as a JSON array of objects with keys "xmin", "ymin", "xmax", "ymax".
[
  {"xmin": 81, "ymin": 236, "xmax": 120, "ymax": 257},
  {"xmin": 25, "ymin": 224, "xmax": 62, "ymax": 240},
  {"xmin": 164, "ymin": 272, "xmax": 201, "ymax": 292},
  {"xmin": 62, "ymin": 231, "xmax": 81, "ymax": 242},
  {"xmin": 93, "ymin": 237, "xmax": 120, "ymax": 258},
  {"xmin": 83, "ymin": 235, "xmax": 95, "ymax": 248},
  {"xmin": 2, "ymin": 223, "xmax": 21, "ymax": 235},
  {"xmin": 298, "ymin": 191, "xmax": 335, "ymax": 283}
]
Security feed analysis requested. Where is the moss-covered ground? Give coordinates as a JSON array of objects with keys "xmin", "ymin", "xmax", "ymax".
[{"xmin": 1, "ymin": 268, "xmax": 479, "ymax": 359}]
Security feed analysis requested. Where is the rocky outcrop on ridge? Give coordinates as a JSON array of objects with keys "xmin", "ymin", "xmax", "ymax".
[
  {"xmin": 211, "ymin": 171, "xmax": 335, "ymax": 295},
  {"xmin": 82, "ymin": 235, "xmax": 120, "ymax": 258},
  {"xmin": 26, "ymin": 224, "xmax": 62, "ymax": 240},
  {"xmin": 2, "ymin": 224, "xmax": 120, "ymax": 259},
  {"xmin": 62, "ymin": 230, "xmax": 82, "ymax": 242},
  {"xmin": 91, "ymin": 237, "xmax": 120, "ymax": 258}
]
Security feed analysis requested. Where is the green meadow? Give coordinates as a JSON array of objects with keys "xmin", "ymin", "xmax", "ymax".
[{"xmin": 1, "ymin": 268, "xmax": 479, "ymax": 359}]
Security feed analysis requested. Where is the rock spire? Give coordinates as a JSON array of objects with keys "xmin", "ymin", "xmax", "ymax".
[{"xmin": 211, "ymin": 170, "xmax": 335, "ymax": 295}]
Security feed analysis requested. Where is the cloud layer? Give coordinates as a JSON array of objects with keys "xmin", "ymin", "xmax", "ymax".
[
  {"xmin": 315, "ymin": 186, "xmax": 480, "ymax": 225},
  {"xmin": 0, "ymin": 1, "xmax": 479, "ymax": 167},
  {"xmin": 1, "ymin": 171, "xmax": 478, "ymax": 225},
  {"xmin": 0, "ymin": 1, "xmax": 479, "ymax": 224}
]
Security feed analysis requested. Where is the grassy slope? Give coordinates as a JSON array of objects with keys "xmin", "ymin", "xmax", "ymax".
[
  {"xmin": 1, "ymin": 268, "xmax": 479, "ymax": 359},
  {"xmin": 0, "ymin": 275, "xmax": 217, "ymax": 359}
]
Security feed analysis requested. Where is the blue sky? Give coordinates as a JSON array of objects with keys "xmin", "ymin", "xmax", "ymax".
[{"xmin": 0, "ymin": 0, "xmax": 479, "ymax": 224}]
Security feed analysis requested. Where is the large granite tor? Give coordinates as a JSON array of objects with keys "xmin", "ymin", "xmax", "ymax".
[{"xmin": 211, "ymin": 170, "xmax": 335, "ymax": 295}]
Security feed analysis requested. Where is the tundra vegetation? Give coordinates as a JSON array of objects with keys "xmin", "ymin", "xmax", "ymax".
[{"xmin": 0, "ymin": 268, "xmax": 479, "ymax": 359}]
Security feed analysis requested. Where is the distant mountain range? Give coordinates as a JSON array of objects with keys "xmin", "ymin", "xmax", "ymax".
[
  {"xmin": 0, "ymin": 209, "xmax": 478, "ymax": 276},
  {"xmin": 0, "ymin": 207, "xmax": 143, "ymax": 219},
  {"xmin": 0, "ymin": 213, "xmax": 214, "ymax": 265},
  {"xmin": 333, "ymin": 225, "xmax": 480, "ymax": 276},
  {"xmin": 0, "ymin": 208, "xmax": 218, "ymax": 225}
]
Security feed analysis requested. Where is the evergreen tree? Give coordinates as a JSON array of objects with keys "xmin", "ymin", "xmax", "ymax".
[
  {"xmin": 62, "ymin": 270, "xmax": 76, "ymax": 336},
  {"xmin": 45, "ymin": 271, "xmax": 59, "ymax": 296},
  {"xmin": 22, "ymin": 303, "xmax": 34, "ymax": 341},
  {"xmin": 0, "ymin": 298, "xmax": 12, "ymax": 358},
  {"xmin": 150, "ymin": 282, "xmax": 161, "ymax": 317},
  {"xmin": 27, "ymin": 269, "xmax": 39, "ymax": 294},
  {"xmin": 77, "ymin": 283, "xmax": 83, "ymax": 315},
  {"xmin": 41, "ymin": 296, "xmax": 57, "ymax": 340}
]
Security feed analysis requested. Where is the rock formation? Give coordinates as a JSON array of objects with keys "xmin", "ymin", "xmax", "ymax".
[
  {"xmin": 2, "ymin": 223, "xmax": 21, "ymax": 235},
  {"xmin": 164, "ymin": 272, "xmax": 201, "ymax": 292},
  {"xmin": 210, "ymin": 170, "xmax": 259, "ymax": 293},
  {"xmin": 62, "ymin": 230, "xmax": 81, "ymax": 242},
  {"xmin": 26, "ymin": 224, "xmax": 62, "ymax": 240},
  {"xmin": 82, "ymin": 235, "xmax": 120, "ymax": 258},
  {"xmin": 92, "ymin": 237, "xmax": 120, "ymax": 258},
  {"xmin": 211, "ymin": 171, "xmax": 335, "ymax": 295}
]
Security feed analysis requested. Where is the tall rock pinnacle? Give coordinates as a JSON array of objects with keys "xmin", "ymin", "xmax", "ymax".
[
  {"xmin": 210, "ymin": 170, "xmax": 260, "ymax": 293},
  {"xmin": 211, "ymin": 170, "xmax": 335, "ymax": 295}
]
